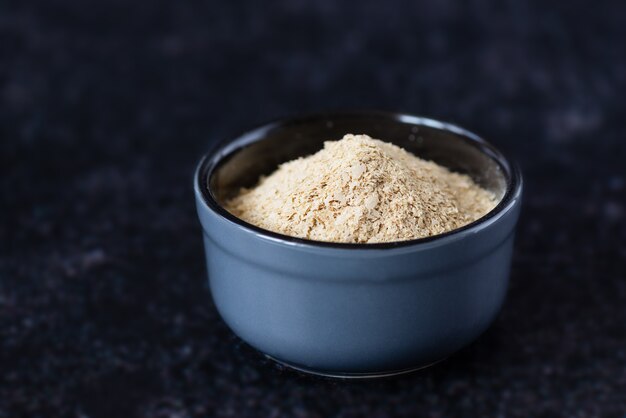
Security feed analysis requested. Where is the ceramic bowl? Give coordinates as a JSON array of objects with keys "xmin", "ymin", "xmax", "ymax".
[{"xmin": 194, "ymin": 111, "xmax": 522, "ymax": 377}]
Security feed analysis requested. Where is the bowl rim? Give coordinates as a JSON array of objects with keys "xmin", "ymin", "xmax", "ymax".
[{"xmin": 194, "ymin": 110, "xmax": 523, "ymax": 250}]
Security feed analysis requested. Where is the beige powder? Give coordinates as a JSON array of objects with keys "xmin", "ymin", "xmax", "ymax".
[{"xmin": 224, "ymin": 134, "xmax": 498, "ymax": 243}]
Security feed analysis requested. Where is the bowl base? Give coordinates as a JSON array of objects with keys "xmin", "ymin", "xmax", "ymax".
[{"xmin": 264, "ymin": 354, "xmax": 445, "ymax": 379}]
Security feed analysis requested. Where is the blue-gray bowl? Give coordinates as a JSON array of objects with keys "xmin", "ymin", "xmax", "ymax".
[{"xmin": 194, "ymin": 111, "xmax": 522, "ymax": 378}]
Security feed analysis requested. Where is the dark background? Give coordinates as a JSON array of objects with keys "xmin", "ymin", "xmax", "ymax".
[{"xmin": 1, "ymin": 0, "xmax": 625, "ymax": 416}]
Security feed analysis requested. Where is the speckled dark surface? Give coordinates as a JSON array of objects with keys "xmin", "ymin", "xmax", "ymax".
[{"xmin": 1, "ymin": 0, "xmax": 625, "ymax": 416}]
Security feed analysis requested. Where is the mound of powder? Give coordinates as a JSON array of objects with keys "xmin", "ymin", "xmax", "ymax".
[{"xmin": 224, "ymin": 134, "xmax": 498, "ymax": 243}]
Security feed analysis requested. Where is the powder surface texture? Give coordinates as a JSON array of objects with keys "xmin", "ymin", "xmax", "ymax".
[{"xmin": 224, "ymin": 134, "xmax": 498, "ymax": 243}]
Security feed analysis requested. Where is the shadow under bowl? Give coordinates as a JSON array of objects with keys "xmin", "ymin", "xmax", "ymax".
[{"xmin": 194, "ymin": 111, "xmax": 522, "ymax": 377}]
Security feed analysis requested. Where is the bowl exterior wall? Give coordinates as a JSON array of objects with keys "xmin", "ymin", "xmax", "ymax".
[{"xmin": 195, "ymin": 192, "xmax": 521, "ymax": 374}]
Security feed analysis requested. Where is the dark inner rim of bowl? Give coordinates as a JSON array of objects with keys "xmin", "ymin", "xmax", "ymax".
[{"xmin": 198, "ymin": 111, "xmax": 520, "ymax": 249}]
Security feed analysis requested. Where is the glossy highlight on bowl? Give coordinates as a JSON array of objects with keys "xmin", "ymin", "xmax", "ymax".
[{"xmin": 194, "ymin": 111, "xmax": 523, "ymax": 377}]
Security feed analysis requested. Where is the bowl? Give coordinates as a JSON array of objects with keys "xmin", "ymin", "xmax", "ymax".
[{"xmin": 194, "ymin": 111, "xmax": 523, "ymax": 378}]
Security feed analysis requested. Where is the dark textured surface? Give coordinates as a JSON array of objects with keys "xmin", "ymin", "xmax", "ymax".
[{"xmin": 1, "ymin": 0, "xmax": 625, "ymax": 416}]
